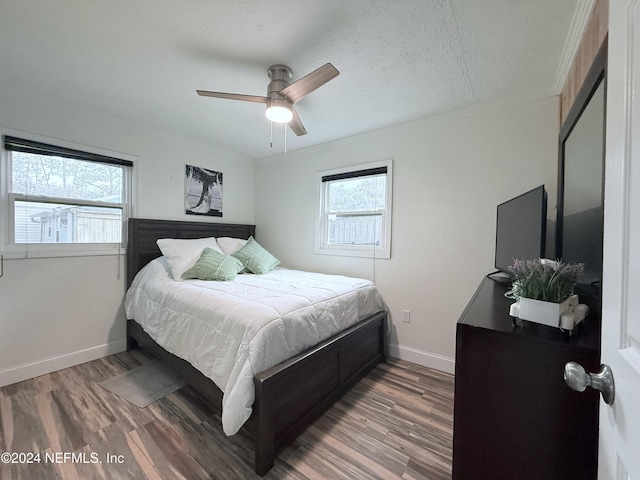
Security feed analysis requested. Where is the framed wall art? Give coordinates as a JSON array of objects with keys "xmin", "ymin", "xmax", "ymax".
[{"xmin": 184, "ymin": 165, "xmax": 223, "ymax": 217}]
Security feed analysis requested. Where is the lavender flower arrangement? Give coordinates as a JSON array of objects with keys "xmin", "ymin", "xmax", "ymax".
[{"xmin": 506, "ymin": 258, "xmax": 584, "ymax": 303}]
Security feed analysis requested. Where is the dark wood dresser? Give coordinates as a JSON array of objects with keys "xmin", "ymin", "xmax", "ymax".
[{"xmin": 452, "ymin": 276, "xmax": 600, "ymax": 480}]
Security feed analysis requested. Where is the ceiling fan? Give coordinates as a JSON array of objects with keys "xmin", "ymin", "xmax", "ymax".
[{"xmin": 196, "ymin": 63, "xmax": 339, "ymax": 136}]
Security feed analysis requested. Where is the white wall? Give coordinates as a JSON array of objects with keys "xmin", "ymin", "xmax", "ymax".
[
  {"xmin": 0, "ymin": 87, "xmax": 255, "ymax": 387},
  {"xmin": 254, "ymin": 96, "xmax": 559, "ymax": 373}
]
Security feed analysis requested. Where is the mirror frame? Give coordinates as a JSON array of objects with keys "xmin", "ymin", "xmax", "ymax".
[{"xmin": 556, "ymin": 37, "xmax": 607, "ymax": 297}]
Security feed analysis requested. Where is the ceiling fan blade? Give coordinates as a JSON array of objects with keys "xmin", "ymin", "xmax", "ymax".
[
  {"xmin": 196, "ymin": 90, "xmax": 269, "ymax": 104},
  {"xmin": 288, "ymin": 106, "xmax": 307, "ymax": 136},
  {"xmin": 279, "ymin": 63, "xmax": 339, "ymax": 104}
]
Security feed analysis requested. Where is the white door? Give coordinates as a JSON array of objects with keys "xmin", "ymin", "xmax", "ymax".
[{"xmin": 598, "ymin": 0, "xmax": 640, "ymax": 478}]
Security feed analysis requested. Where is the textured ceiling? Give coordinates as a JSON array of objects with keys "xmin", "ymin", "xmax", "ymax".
[{"xmin": 0, "ymin": 0, "xmax": 590, "ymax": 160}]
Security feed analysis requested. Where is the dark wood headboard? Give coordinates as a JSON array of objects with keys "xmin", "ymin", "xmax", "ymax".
[{"xmin": 127, "ymin": 218, "xmax": 256, "ymax": 287}]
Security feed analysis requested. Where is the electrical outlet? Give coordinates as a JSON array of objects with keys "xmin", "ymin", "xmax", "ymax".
[{"xmin": 402, "ymin": 310, "xmax": 411, "ymax": 323}]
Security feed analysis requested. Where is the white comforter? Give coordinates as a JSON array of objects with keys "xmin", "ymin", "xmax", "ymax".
[{"xmin": 124, "ymin": 257, "xmax": 386, "ymax": 435}]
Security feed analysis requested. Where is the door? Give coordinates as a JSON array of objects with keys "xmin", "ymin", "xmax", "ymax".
[{"xmin": 598, "ymin": 0, "xmax": 640, "ymax": 478}]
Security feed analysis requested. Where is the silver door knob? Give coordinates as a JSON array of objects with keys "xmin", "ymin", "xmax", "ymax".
[{"xmin": 564, "ymin": 361, "xmax": 615, "ymax": 405}]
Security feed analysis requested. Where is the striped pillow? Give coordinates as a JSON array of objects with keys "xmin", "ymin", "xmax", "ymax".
[
  {"xmin": 232, "ymin": 237, "xmax": 280, "ymax": 274},
  {"xmin": 181, "ymin": 247, "xmax": 244, "ymax": 281}
]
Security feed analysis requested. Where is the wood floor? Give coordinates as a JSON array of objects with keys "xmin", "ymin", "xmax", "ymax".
[{"xmin": 0, "ymin": 350, "xmax": 454, "ymax": 480}]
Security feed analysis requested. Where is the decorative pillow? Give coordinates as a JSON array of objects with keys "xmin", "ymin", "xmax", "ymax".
[
  {"xmin": 181, "ymin": 248, "xmax": 244, "ymax": 281},
  {"xmin": 216, "ymin": 237, "xmax": 248, "ymax": 255},
  {"xmin": 156, "ymin": 237, "xmax": 223, "ymax": 281},
  {"xmin": 231, "ymin": 237, "xmax": 280, "ymax": 274}
]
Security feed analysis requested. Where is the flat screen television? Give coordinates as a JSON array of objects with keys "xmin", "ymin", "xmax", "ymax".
[{"xmin": 494, "ymin": 185, "xmax": 547, "ymax": 276}]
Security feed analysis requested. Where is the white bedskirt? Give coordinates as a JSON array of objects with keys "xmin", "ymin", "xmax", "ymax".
[{"xmin": 124, "ymin": 257, "xmax": 386, "ymax": 435}]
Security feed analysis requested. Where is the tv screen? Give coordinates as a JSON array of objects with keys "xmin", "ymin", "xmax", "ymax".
[{"xmin": 494, "ymin": 185, "xmax": 547, "ymax": 273}]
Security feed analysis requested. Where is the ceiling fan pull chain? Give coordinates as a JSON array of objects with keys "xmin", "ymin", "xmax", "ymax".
[
  {"xmin": 284, "ymin": 123, "xmax": 287, "ymax": 156},
  {"xmin": 270, "ymin": 120, "xmax": 273, "ymax": 148}
]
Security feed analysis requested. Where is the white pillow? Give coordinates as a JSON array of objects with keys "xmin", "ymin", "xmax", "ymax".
[
  {"xmin": 216, "ymin": 237, "xmax": 248, "ymax": 255},
  {"xmin": 156, "ymin": 237, "xmax": 223, "ymax": 281}
]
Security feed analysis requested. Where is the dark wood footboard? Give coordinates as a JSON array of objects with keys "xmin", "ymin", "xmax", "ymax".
[
  {"xmin": 127, "ymin": 311, "xmax": 386, "ymax": 475},
  {"xmin": 252, "ymin": 310, "xmax": 386, "ymax": 475}
]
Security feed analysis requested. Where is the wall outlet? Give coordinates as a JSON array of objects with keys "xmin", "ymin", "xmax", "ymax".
[{"xmin": 402, "ymin": 309, "xmax": 411, "ymax": 323}]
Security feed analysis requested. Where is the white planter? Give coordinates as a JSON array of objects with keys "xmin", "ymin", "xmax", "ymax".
[{"xmin": 517, "ymin": 295, "xmax": 579, "ymax": 328}]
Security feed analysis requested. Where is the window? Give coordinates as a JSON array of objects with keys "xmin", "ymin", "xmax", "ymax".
[
  {"xmin": 1, "ymin": 134, "xmax": 134, "ymax": 257},
  {"xmin": 315, "ymin": 160, "xmax": 392, "ymax": 258}
]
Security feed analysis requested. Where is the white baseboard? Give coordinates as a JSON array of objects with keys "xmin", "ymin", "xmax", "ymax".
[
  {"xmin": 0, "ymin": 340, "xmax": 128, "ymax": 388},
  {"xmin": 387, "ymin": 343, "xmax": 455, "ymax": 375},
  {"xmin": 0, "ymin": 340, "xmax": 455, "ymax": 388}
]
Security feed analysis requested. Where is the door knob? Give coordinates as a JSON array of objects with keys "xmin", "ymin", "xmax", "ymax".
[{"xmin": 564, "ymin": 361, "xmax": 615, "ymax": 405}]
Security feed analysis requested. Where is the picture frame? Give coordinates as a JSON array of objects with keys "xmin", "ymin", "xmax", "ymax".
[{"xmin": 184, "ymin": 165, "xmax": 223, "ymax": 217}]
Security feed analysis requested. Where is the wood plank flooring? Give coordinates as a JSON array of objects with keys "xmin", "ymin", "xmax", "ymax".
[{"xmin": 0, "ymin": 350, "xmax": 454, "ymax": 479}]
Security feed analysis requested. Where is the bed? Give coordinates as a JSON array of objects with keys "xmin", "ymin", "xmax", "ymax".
[{"xmin": 125, "ymin": 218, "xmax": 388, "ymax": 475}]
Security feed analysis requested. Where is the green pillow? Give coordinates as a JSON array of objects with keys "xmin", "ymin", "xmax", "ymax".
[
  {"xmin": 231, "ymin": 237, "xmax": 280, "ymax": 274},
  {"xmin": 181, "ymin": 247, "xmax": 244, "ymax": 281}
]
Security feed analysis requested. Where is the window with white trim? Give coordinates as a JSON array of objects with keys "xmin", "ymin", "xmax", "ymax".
[
  {"xmin": 315, "ymin": 160, "xmax": 392, "ymax": 258},
  {"xmin": 1, "ymin": 135, "xmax": 133, "ymax": 257}
]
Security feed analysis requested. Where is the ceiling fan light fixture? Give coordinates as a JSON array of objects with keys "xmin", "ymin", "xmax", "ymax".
[
  {"xmin": 265, "ymin": 100, "xmax": 293, "ymax": 123},
  {"xmin": 197, "ymin": 62, "xmax": 339, "ymax": 136}
]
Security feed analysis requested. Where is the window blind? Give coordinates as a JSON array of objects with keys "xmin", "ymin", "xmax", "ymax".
[
  {"xmin": 3, "ymin": 135, "xmax": 133, "ymax": 167},
  {"xmin": 321, "ymin": 166, "xmax": 387, "ymax": 183}
]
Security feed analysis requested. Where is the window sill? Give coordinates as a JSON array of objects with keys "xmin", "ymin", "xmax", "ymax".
[
  {"xmin": 314, "ymin": 246, "xmax": 390, "ymax": 259},
  {"xmin": 1, "ymin": 245, "xmax": 126, "ymax": 260}
]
